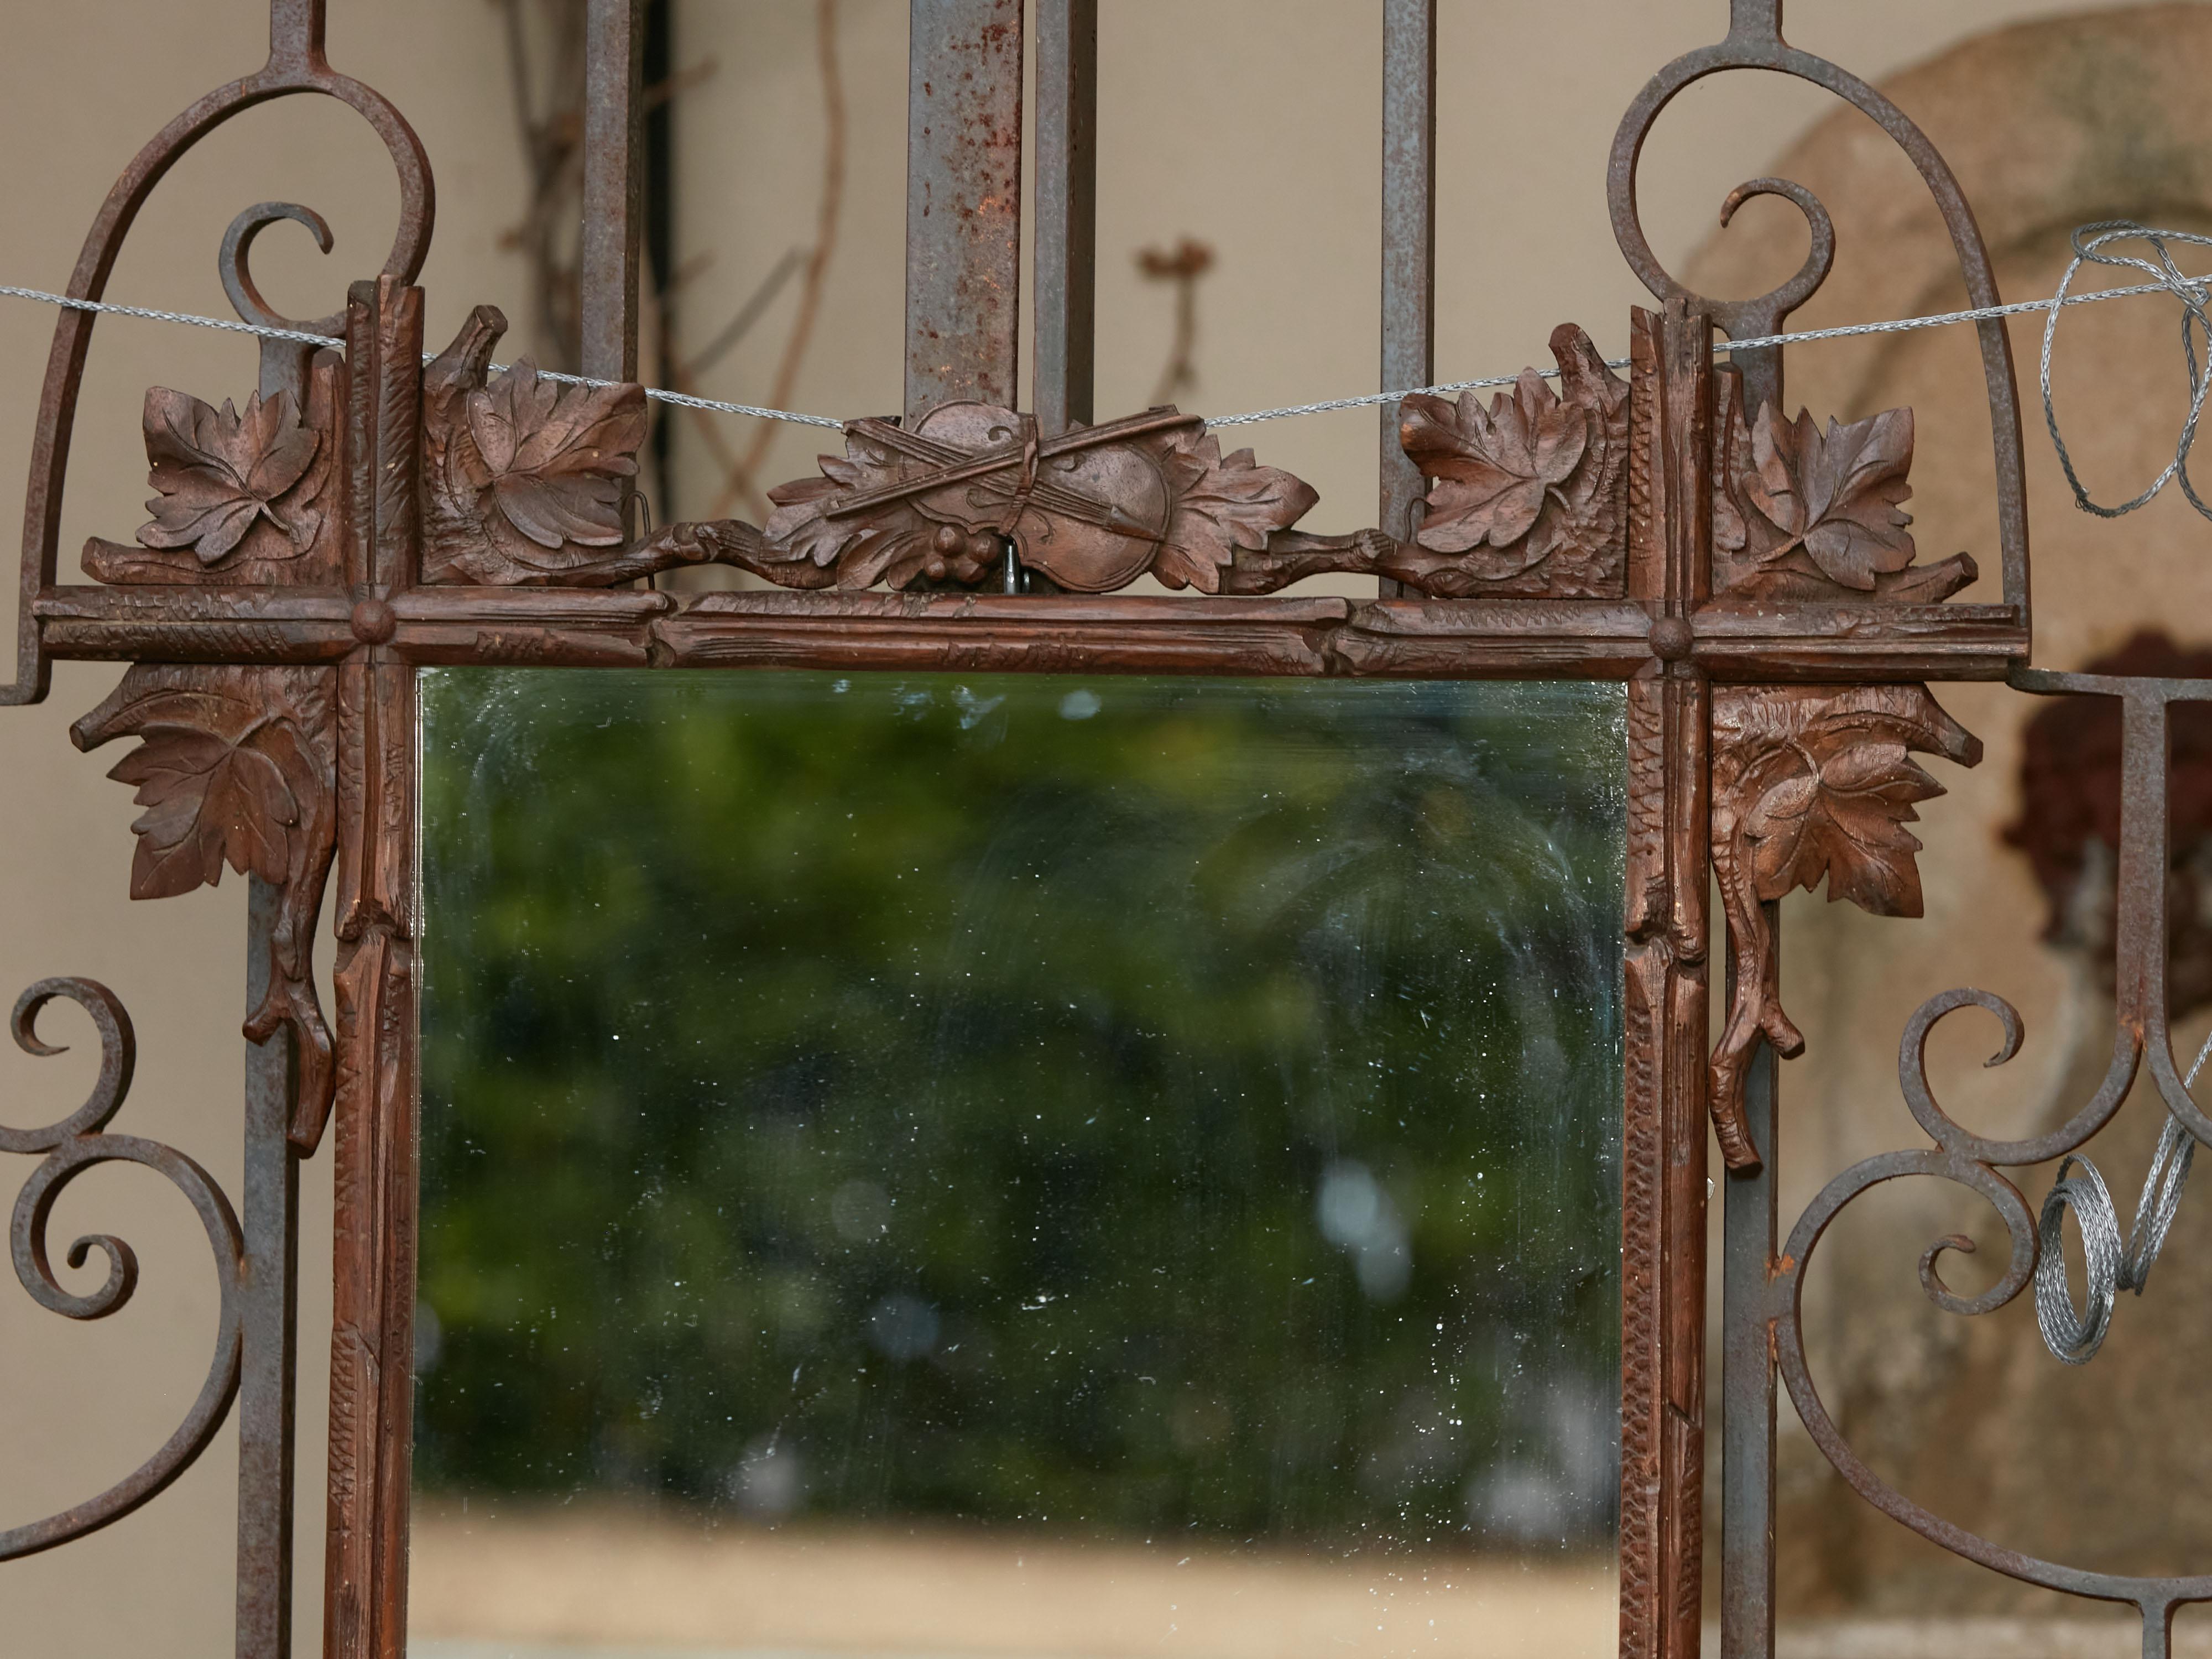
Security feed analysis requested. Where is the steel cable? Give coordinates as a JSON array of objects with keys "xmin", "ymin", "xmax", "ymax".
[{"xmin": 2035, "ymin": 1024, "xmax": 2212, "ymax": 1364}]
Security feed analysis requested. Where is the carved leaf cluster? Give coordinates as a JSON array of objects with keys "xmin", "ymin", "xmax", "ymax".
[
  {"xmin": 1717, "ymin": 686, "xmax": 1978, "ymax": 912},
  {"xmin": 1151, "ymin": 431, "xmax": 1319, "ymax": 593},
  {"xmin": 428, "ymin": 361, "xmax": 644, "ymax": 582},
  {"xmin": 1396, "ymin": 324, "xmax": 1627, "ymax": 596},
  {"xmin": 70, "ymin": 664, "xmax": 340, "ymax": 1145},
  {"xmin": 468, "ymin": 364, "xmax": 641, "ymax": 548},
  {"xmin": 1708, "ymin": 685, "xmax": 1983, "ymax": 1168},
  {"xmin": 140, "ymin": 388, "xmax": 321, "ymax": 562},
  {"xmin": 86, "ymin": 366, "xmax": 344, "ymax": 586},
  {"xmin": 1710, "ymin": 380, "xmax": 1973, "ymax": 602},
  {"xmin": 422, "ymin": 308, "xmax": 782, "ymax": 588},
  {"xmin": 760, "ymin": 434, "xmax": 945, "ymax": 589},
  {"xmin": 72, "ymin": 665, "xmax": 333, "ymax": 900},
  {"xmin": 1404, "ymin": 373, "xmax": 1583, "ymax": 554},
  {"xmin": 422, "ymin": 306, "xmax": 742, "ymax": 587}
]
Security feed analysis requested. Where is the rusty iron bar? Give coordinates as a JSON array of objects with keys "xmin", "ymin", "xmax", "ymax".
[
  {"xmin": 904, "ymin": 0, "xmax": 1023, "ymax": 420},
  {"xmin": 1378, "ymin": 0, "xmax": 1436, "ymax": 562},
  {"xmin": 1032, "ymin": 0, "xmax": 1094, "ymax": 434},
  {"xmin": 581, "ymin": 0, "xmax": 645, "ymax": 383}
]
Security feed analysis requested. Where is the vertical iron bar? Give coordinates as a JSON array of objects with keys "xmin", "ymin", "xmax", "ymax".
[
  {"xmin": 237, "ymin": 874, "xmax": 299, "ymax": 1659},
  {"xmin": 234, "ymin": 330, "xmax": 313, "ymax": 1659},
  {"xmin": 1728, "ymin": 0, "xmax": 1783, "ymax": 39},
  {"xmin": 1720, "ymin": 302, "xmax": 1781, "ymax": 1659},
  {"xmin": 1378, "ymin": 0, "xmax": 1436, "ymax": 567},
  {"xmin": 1032, "ymin": 0, "xmax": 1095, "ymax": 434},
  {"xmin": 643, "ymin": 0, "xmax": 676, "ymax": 512},
  {"xmin": 581, "ymin": 0, "xmax": 645, "ymax": 384},
  {"xmin": 905, "ymin": 0, "xmax": 1024, "ymax": 420},
  {"xmin": 1721, "ymin": 944, "xmax": 1777, "ymax": 1659}
]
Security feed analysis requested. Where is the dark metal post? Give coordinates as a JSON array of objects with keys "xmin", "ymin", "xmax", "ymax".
[
  {"xmin": 581, "ymin": 0, "xmax": 645, "ymax": 383},
  {"xmin": 237, "ymin": 876, "xmax": 300, "ymax": 1659},
  {"xmin": 905, "ymin": 0, "xmax": 1024, "ymax": 420},
  {"xmin": 1379, "ymin": 0, "xmax": 1436, "ymax": 565},
  {"xmin": 1032, "ymin": 0, "xmax": 1095, "ymax": 434},
  {"xmin": 1721, "ymin": 320, "xmax": 1783, "ymax": 1659},
  {"xmin": 233, "ymin": 328, "xmax": 313, "ymax": 1659}
]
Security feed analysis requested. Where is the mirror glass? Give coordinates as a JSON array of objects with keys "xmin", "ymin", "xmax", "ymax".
[{"xmin": 410, "ymin": 669, "xmax": 1626, "ymax": 1659}]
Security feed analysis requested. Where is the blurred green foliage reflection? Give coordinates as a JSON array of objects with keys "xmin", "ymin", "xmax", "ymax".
[{"xmin": 417, "ymin": 671, "xmax": 1624, "ymax": 1551}]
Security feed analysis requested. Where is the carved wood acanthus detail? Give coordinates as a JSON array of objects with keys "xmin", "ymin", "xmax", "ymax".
[
  {"xmin": 1711, "ymin": 372, "xmax": 1978, "ymax": 604},
  {"xmin": 69, "ymin": 662, "xmax": 338, "ymax": 1151},
  {"xmin": 84, "ymin": 358, "xmax": 346, "ymax": 586},
  {"xmin": 1708, "ymin": 684, "xmax": 1981, "ymax": 1168}
]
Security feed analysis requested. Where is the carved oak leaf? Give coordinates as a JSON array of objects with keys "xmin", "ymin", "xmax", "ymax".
[
  {"xmin": 139, "ymin": 388, "xmax": 321, "ymax": 564},
  {"xmin": 1709, "ymin": 685, "xmax": 1981, "ymax": 1169},
  {"xmin": 71, "ymin": 664, "xmax": 338, "ymax": 1149},
  {"xmin": 1151, "ymin": 431, "xmax": 1319, "ymax": 593}
]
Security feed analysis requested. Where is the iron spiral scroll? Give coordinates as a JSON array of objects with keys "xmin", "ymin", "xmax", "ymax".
[
  {"xmin": 1767, "ymin": 671, "xmax": 2212, "ymax": 1659},
  {"xmin": 0, "ymin": 978, "xmax": 247, "ymax": 1560}
]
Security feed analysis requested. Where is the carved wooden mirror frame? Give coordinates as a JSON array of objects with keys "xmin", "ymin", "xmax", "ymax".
[{"xmin": 26, "ymin": 3, "xmax": 2173, "ymax": 1657}]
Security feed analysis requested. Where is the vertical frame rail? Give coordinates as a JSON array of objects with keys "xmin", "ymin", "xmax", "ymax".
[
  {"xmin": 1032, "ymin": 0, "xmax": 1094, "ymax": 435},
  {"xmin": 1622, "ymin": 300, "xmax": 1713, "ymax": 1659},
  {"xmin": 905, "ymin": 0, "xmax": 1024, "ymax": 420},
  {"xmin": 325, "ymin": 276, "xmax": 425, "ymax": 1659},
  {"xmin": 1378, "ymin": 0, "xmax": 1436, "ymax": 565}
]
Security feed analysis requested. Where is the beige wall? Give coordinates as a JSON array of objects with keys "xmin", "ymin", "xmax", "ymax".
[{"xmin": 0, "ymin": 2, "xmax": 2200, "ymax": 1654}]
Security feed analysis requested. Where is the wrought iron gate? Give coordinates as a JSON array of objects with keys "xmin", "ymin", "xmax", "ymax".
[{"xmin": 1, "ymin": 1, "xmax": 2194, "ymax": 1655}]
